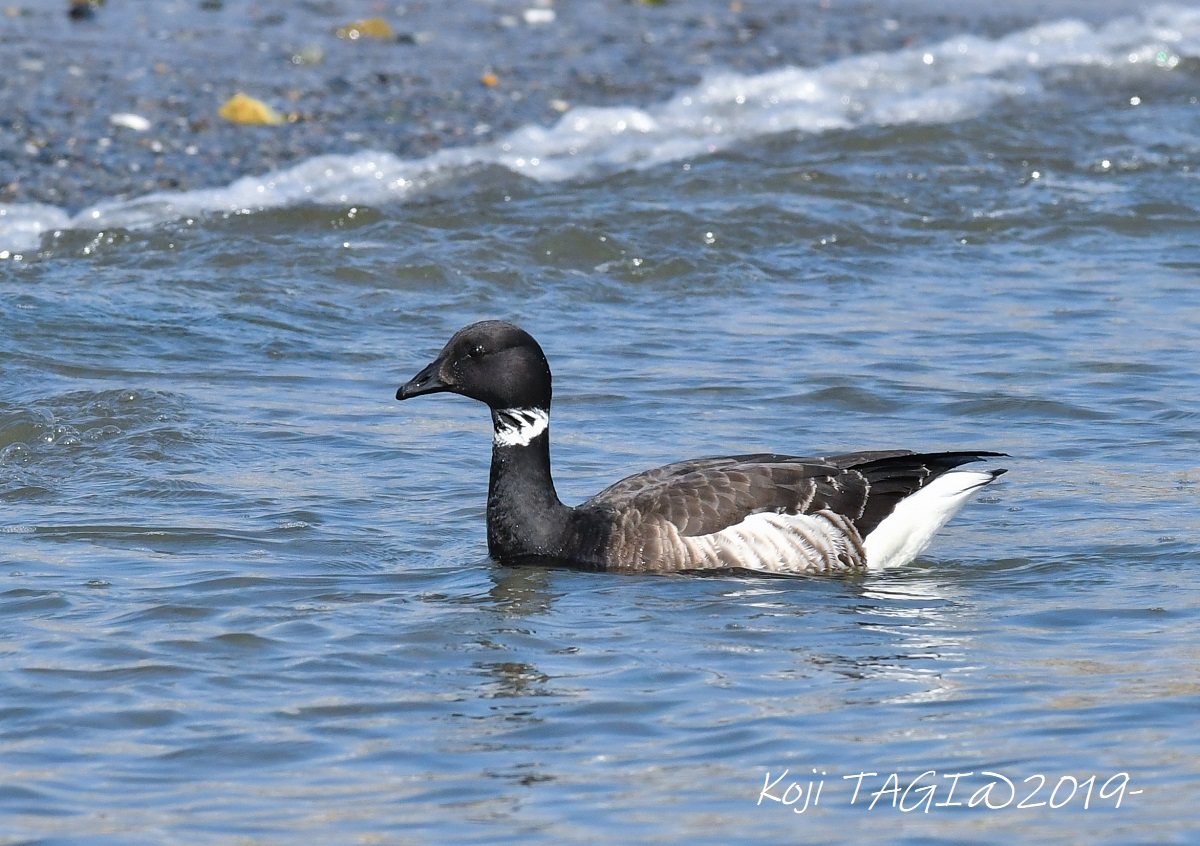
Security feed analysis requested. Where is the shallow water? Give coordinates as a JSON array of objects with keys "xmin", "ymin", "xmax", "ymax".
[{"xmin": 3, "ymin": 5, "xmax": 1200, "ymax": 844}]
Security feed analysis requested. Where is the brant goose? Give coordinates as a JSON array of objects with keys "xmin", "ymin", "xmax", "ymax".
[{"xmin": 396, "ymin": 321, "xmax": 1006, "ymax": 574}]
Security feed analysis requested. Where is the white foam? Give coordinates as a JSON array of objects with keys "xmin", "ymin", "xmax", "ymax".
[
  {"xmin": 3, "ymin": 6, "xmax": 1198, "ymax": 254},
  {"xmin": 0, "ymin": 203, "xmax": 72, "ymax": 255}
]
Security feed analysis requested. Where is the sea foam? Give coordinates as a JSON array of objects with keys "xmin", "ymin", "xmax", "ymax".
[{"xmin": 2, "ymin": 5, "xmax": 1197, "ymax": 255}]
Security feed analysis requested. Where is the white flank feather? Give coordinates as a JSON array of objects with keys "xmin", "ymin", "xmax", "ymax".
[
  {"xmin": 683, "ymin": 510, "xmax": 863, "ymax": 574},
  {"xmin": 863, "ymin": 470, "xmax": 997, "ymax": 571}
]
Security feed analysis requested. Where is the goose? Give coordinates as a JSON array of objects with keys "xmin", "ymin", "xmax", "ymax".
[{"xmin": 396, "ymin": 320, "xmax": 1006, "ymax": 574}]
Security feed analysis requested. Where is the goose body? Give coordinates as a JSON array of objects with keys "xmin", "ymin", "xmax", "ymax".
[{"xmin": 396, "ymin": 321, "xmax": 1006, "ymax": 575}]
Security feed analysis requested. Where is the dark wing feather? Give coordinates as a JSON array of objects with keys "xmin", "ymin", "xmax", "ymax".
[
  {"xmin": 584, "ymin": 454, "xmax": 871, "ymax": 538},
  {"xmin": 828, "ymin": 450, "xmax": 1007, "ymax": 536},
  {"xmin": 584, "ymin": 450, "xmax": 1005, "ymax": 540},
  {"xmin": 589, "ymin": 454, "xmax": 796, "ymax": 502}
]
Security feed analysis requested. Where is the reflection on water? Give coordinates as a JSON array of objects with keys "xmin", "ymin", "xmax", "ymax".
[{"xmin": 485, "ymin": 564, "xmax": 566, "ymax": 620}]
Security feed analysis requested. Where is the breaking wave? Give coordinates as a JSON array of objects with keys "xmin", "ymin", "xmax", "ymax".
[{"xmin": 2, "ymin": 5, "xmax": 1197, "ymax": 254}]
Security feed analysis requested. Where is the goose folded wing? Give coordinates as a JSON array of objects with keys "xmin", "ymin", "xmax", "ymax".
[{"xmin": 587, "ymin": 455, "xmax": 874, "ymax": 538}]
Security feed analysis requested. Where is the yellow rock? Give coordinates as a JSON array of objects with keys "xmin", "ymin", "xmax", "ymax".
[
  {"xmin": 219, "ymin": 93, "xmax": 285, "ymax": 126},
  {"xmin": 336, "ymin": 17, "xmax": 393, "ymax": 39}
]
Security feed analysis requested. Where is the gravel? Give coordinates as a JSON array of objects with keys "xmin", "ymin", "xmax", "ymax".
[{"xmin": 0, "ymin": 0, "xmax": 1151, "ymax": 211}]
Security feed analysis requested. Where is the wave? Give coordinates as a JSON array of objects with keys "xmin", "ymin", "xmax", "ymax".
[{"xmin": 2, "ymin": 5, "xmax": 1198, "ymax": 255}]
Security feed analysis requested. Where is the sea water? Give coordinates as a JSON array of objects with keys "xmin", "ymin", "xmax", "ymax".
[{"xmin": 2, "ymin": 6, "xmax": 1199, "ymax": 843}]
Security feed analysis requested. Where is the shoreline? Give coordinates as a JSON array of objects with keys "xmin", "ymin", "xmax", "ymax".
[{"xmin": 1, "ymin": 0, "xmax": 1160, "ymax": 212}]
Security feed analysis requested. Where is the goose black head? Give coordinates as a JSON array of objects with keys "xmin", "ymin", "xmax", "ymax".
[{"xmin": 396, "ymin": 320, "xmax": 553, "ymax": 411}]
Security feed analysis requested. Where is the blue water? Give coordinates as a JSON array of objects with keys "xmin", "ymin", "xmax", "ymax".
[{"xmin": 3, "ymin": 6, "xmax": 1200, "ymax": 844}]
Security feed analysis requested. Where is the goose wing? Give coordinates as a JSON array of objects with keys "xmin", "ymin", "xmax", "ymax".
[
  {"xmin": 585, "ymin": 450, "xmax": 1002, "ymax": 539},
  {"xmin": 585, "ymin": 453, "xmax": 870, "ymax": 538}
]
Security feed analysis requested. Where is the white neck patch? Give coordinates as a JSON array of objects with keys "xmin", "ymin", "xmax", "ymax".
[{"xmin": 493, "ymin": 408, "xmax": 549, "ymax": 448}]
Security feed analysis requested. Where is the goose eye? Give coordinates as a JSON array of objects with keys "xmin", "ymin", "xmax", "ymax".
[{"xmin": 467, "ymin": 344, "xmax": 486, "ymax": 359}]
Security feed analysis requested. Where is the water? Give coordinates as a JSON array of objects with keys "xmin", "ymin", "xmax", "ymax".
[{"xmin": 3, "ymin": 5, "xmax": 1200, "ymax": 843}]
